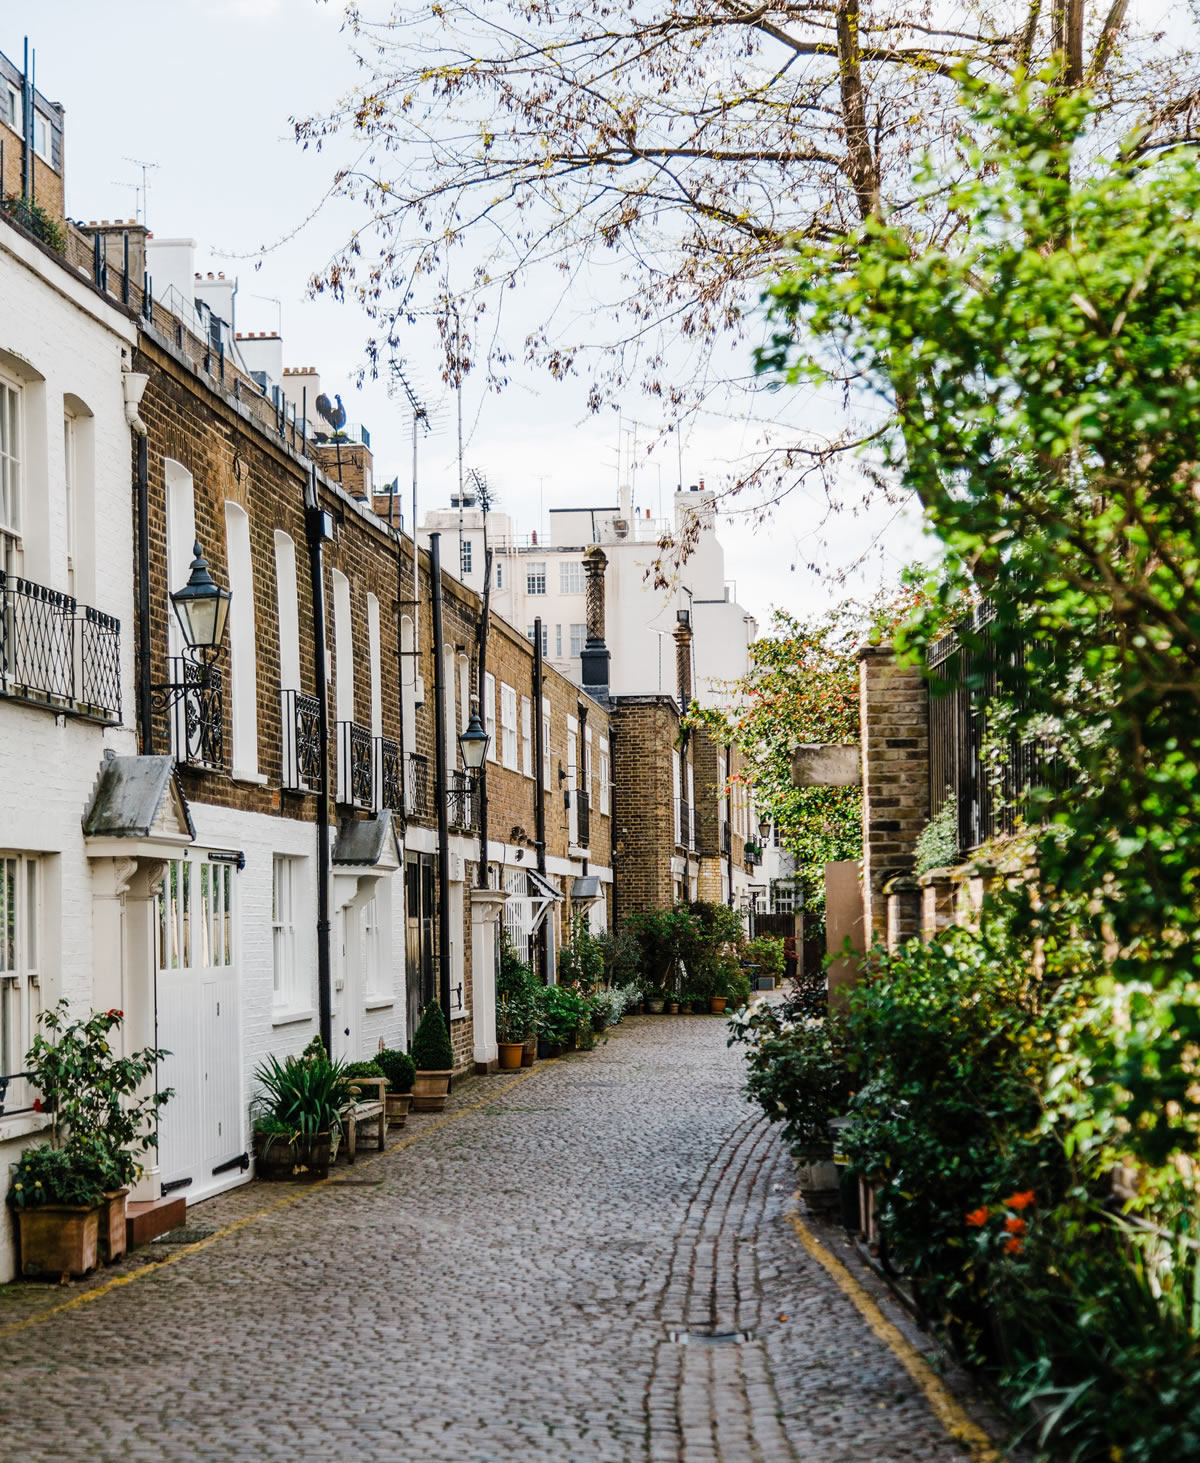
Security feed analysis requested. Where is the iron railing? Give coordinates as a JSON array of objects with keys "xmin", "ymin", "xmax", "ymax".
[
  {"xmin": 375, "ymin": 735, "xmax": 402, "ymax": 813},
  {"xmin": 0, "ymin": 1068, "xmax": 35, "ymax": 1117},
  {"xmin": 927, "ymin": 604, "xmax": 1058, "ymax": 855},
  {"xmin": 446, "ymin": 769, "xmax": 477, "ymax": 830},
  {"xmin": 164, "ymin": 658, "xmax": 223, "ymax": 768},
  {"xmin": 337, "ymin": 721, "xmax": 374, "ymax": 808},
  {"xmin": 405, "ymin": 752, "xmax": 429, "ymax": 818},
  {"xmin": 0, "ymin": 573, "xmax": 121, "ymax": 723},
  {"xmin": 280, "ymin": 689, "xmax": 323, "ymax": 792},
  {"xmin": 720, "ymin": 820, "xmax": 732, "ymax": 857},
  {"xmin": 576, "ymin": 788, "xmax": 590, "ymax": 849}
]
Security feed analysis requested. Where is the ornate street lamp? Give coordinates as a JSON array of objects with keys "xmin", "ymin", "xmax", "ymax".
[
  {"xmin": 170, "ymin": 541, "xmax": 232, "ymax": 665},
  {"xmin": 757, "ymin": 813, "xmax": 772, "ymax": 846},
  {"xmin": 458, "ymin": 700, "xmax": 489, "ymax": 773}
]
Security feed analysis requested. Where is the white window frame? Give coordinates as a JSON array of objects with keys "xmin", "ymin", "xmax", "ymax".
[
  {"xmin": 598, "ymin": 738, "xmax": 610, "ymax": 816},
  {"xmin": 559, "ymin": 561, "xmax": 585, "ymax": 595},
  {"xmin": 0, "ymin": 855, "xmax": 40, "ymax": 1104},
  {"xmin": 673, "ymin": 751, "xmax": 682, "ymax": 847},
  {"xmin": 32, "ymin": 111, "xmax": 50, "ymax": 162},
  {"xmin": 271, "ymin": 855, "xmax": 299, "ymax": 1009},
  {"xmin": 485, "ymin": 672, "xmax": 497, "ymax": 762},
  {"xmin": 460, "ymin": 538, "xmax": 472, "ymax": 576},
  {"xmin": 526, "ymin": 562, "xmax": 546, "ymax": 595},
  {"xmin": 542, "ymin": 697, "xmax": 552, "ymax": 793},
  {"xmin": 521, "ymin": 695, "xmax": 533, "ymax": 778},
  {"xmin": 569, "ymin": 623, "xmax": 586, "ymax": 658},
  {"xmin": 361, "ymin": 895, "xmax": 384, "ymax": 998},
  {"xmin": 63, "ymin": 411, "xmax": 77, "ymax": 595},
  {"xmin": 567, "ymin": 720, "xmax": 579, "ymax": 845},
  {"xmin": 687, "ymin": 762, "xmax": 696, "ymax": 851},
  {"xmin": 500, "ymin": 681, "xmax": 519, "ymax": 770},
  {"xmin": 496, "ymin": 562, "xmax": 503, "ymax": 589},
  {"xmin": 0, "ymin": 373, "xmax": 23, "ymax": 572},
  {"xmin": 555, "ymin": 623, "xmax": 562, "ymax": 658}
]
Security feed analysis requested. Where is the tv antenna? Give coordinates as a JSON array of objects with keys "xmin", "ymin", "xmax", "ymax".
[
  {"xmin": 121, "ymin": 156, "xmax": 159, "ymax": 225},
  {"xmin": 388, "ymin": 362, "xmax": 433, "ymax": 658}
]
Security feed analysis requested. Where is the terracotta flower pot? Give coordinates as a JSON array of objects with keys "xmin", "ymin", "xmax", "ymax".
[
  {"xmin": 15, "ymin": 1203, "xmax": 100, "ymax": 1278},
  {"xmin": 385, "ymin": 1092, "xmax": 412, "ymax": 1127},
  {"xmin": 646, "ymin": 998, "xmax": 665, "ymax": 1014},
  {"xmin": 100, "ymin": 1189, "xmax": 129, "ymax": 1264},
  {"xmin": 412, "ymin": 1069, "xmax": 452, "ymax": 1112},
  {"xmin": 666, "ymin": 1001, "xmax": 680, "ymax": 1014},
  {"xmin": 498, "ymin": 1041, "xmax": 524, "ymax": 1070},
  {"xmin": 709, "ymin": 996, "xmax": 728, "ymax": 1014}
]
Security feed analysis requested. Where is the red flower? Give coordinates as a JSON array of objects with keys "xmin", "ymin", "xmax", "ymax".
[
  {"xmin": 1005, "ymin": 1190, "xmax": 1036, "ymax": 1211},
  {"xmin": 1004, "ymin": 1216, "xmax": 1027, "ymax": 1236},
  {"xmin": 1004, "ymin": 1236, "xmax": 1023, "ymax": 1255},
  {"xmin": 965, "ymin": 1207, "xmax": 989, "ymax": 1228},
  {"xmin": 32, "ymin": 1098, "xmax": 43, "ymax": 1113}
]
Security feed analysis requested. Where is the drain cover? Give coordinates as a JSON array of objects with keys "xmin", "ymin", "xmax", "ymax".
[{"xmin": 668, "ymin": 1330, "xmax": 755, "ymax": 1346}]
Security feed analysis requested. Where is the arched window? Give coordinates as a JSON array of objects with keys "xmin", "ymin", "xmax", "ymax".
[
  {"xmin": 224, "ymin": 500, "xmax": 259, "ymax": 776},
  {"xmin": 274, "ymin": 530, "xmax": 300, "ymax": 694}
]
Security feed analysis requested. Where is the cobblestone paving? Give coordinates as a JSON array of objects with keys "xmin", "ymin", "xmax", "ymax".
[{"xmin": 0, "ymin": 1013, "xmax": 998, "ymax": 1462}]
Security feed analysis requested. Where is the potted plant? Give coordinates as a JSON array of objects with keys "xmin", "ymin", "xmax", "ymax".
[
  {"xmin": 535, "ymin": 984, "xmax": 588, "ymax": 1057},
  {"xmin": 376, "ymin": 1047, "xmax": 415, "ymax": 1125},
  {"xmin": 7, "ymin": 1145, "xmax": 106, "ymax": 1278},
  {"xmin": 411, "ymin": 1000, "xmax": 454, "ymax": 1110},
  {"xmin": 13, "ymin": 1001, "xmax": 170, "ymax": 1271},
  {"xmin": 252, "ymin": 1045, "xmax": 349, "ymax": 1178},
  {"xmin": 496, "ymin": 994, "xmax": 528, "ymax": 1070},
  {"xmin": 499, "ymin": 936, "xmax": 539, "ymax": 1067},
  {"xmin": 589, "ymin": 988, "xmax": 618, "ymax": 1034},
  {"xmin": 691, "ymin": 993, "xmax": 709, "ymax": 1015},
  {"xmin": 644, "ymin": 987, "xmax": 666, "ymax": 1015}
]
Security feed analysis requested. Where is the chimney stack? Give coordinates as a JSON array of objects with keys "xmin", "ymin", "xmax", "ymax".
[
  {"xmin": 674, "ymin": 611, "xmax": 693, "ymax": 714},
  {"xmin": 580, "ymin": 545, "xmax": 610, "ymax": 701}
]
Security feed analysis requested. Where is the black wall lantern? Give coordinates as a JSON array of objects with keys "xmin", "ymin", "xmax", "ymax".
[
  {"xmin": 458, "ymin": 699, "xmax": 489, "ymax": 773},
  {"xmin": 171, "ymin": 540, "xmax": 232, "ymax": 664},
  {"xmin": 152, "ymin": 537, "xmax": 232, "ymax": 767}
]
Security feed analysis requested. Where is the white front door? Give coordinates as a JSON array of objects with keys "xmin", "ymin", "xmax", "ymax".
[
  {"xmin": 332, "ymin": 903, "xmax": 360, "ymax": 1062},
  {"xmin": 156, "ymin": 852, "xmax": 244, "ymax": 1202}
]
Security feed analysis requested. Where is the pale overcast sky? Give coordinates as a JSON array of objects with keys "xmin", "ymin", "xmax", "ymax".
[{"xmin": 8, "ymin": 0, "xmax": 931, "ymax": 630}]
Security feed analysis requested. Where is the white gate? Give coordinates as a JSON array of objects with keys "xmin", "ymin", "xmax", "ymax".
[
  {"xmin": 156, "ymin": 852, "xmax": 244, "ymax": 1202},
  {"xmin": 503, "ymin": 869, "xmax": 533, "ymax": 963}
]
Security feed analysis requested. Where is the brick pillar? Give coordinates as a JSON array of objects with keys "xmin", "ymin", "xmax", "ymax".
[{"xmin": 859, "ymin": 645, "xmax": 930, "ymax": 944}]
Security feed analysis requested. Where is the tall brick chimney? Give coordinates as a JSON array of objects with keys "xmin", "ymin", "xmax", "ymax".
[
  {"xmin": 581, "ymin": 545, "xmax": 610, "ymax": 700},
  {"xmin": 674, "ymin": 612, "xmax": 693, "ymax": 713}
]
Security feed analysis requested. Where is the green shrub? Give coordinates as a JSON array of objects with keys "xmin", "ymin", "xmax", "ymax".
[
  {"xmin": 557, "ymin": 914, "xmax": 605, "ymax": 988},
  {"xmin": 733, "ymin": 1004, "xmax": 853, "ymax": 1152},
  {"xmin": 1, "ymin": 194, "xmax": 65, "ymax": 252},
  {"xmin": 913, "ymin": 794, "xmax": 959, "ymax": 875},
  {"xmin": 411, "ymin": 1001, "xmax": 454, "ymax": 1071},
  {"xmin": 498, "ymin": 934, "xmax": 538, "ymax": 1040},
  {"xmin": 252, "ymin": 1051, "xmax": 350, "ymax": 1142},
  {"xmin": 7, "ymin": 1143, "xmax": 106, "ymax": 1210},
  {"xmin": 535, "ymin": 984, "xmax": 588, "ymax": 1045},
  {"xmin": 342, "ymin": 1059, "xmax": 385, "ymax": 1098},
  {"xmin": 376, "ymin": 1047, "xmax": 415, "ymax": 1093}
]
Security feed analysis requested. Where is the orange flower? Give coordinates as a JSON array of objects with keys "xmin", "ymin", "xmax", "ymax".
[
  {"xmin": 1004, "ymin": 1216, "xmax": 1027, "ymax": 1236},
  {"xmin": 965, "ymin": 1207, "xmax": 990, "ymax": 1228},
  {"xmin": 1005, "ymin": 1190, "xmax": 1036, "ymax": 1211},
  {"xmin": 1004, "ymin": 1236, "xmax": 1023, "ymax": 1255}
]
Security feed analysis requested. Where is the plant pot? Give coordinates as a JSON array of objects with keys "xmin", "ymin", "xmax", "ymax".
[
  {"xmin": 385, "ymin": 1092, "xmax": 412, "ymax": 1127},
  {"xmin": 254, "ymin": 1130, "xmax": 332, "ymax": 1180},
  {"xmin": 591, "ymin": 1012, "xmax": 608, "ymax": 1034},
  {"xmin": 795, "ymin": 1151, "xmax": 841, "ymax": 1213},
  {"xmin": 636, "ymin": 1002, "xmax": 646, "ymax": 1015},
  {"xmin": 666, "ymin": 1001, "xmax": 679, "ymax": 1014},
  {"xmin": 100, "ymin": 1189, "xmax": 129, "ymax": 1264},
  {"xmin": 498, "ymin": 1041, "xmax": 524, "ymax": 1070},
  {"xmin": 14, "ymin": 1203, "xmax": 101, "ymax": 1278},
  {"xmin": 709, "ymin": 996, "xmax": 728, "ymax": 1014},
  {"xmin": 412, "ymin": 1069, "xmax": 452, "ymax": 1112},
  {"xmin": 691, "ymin": 998, "xmax": 708, "ymax": 1014},
  {"xmin": 646, "ymin": 998, "xmax": 665, "ymax": 1014},
  {"xmin": 521, "ymin": 1037, "xmax": 536, "ymax": 1067}
]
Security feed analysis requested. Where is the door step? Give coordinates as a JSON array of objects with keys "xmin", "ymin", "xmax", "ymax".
[{"xmin": 126, "ymin": 1195, "xmax": 187, "ymax": 1249}]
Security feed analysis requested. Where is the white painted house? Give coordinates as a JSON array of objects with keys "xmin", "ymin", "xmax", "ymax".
[{"xmin": 0, "ymin": 208, "xmax": 146, "ymax": 1282}]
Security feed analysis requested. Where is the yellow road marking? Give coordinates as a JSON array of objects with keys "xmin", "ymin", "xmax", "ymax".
[
  {"xmin": 0, "ymin": 1060, "xmax": 553, "ymax": 1340},
  {"xmin": 786, "ymin": 1208, "xmax": 1002, "ymax": 1463}
]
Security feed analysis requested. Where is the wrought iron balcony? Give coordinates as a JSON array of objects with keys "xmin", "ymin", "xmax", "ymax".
[
  {"xmin": 375, "ymin": 735, "xmax": 402, "ymax": 813},
  {"xmin": 0, "ymin": 572, "xmax": 121, "ymax": 724},
  {"xmin": 337, "ymin": 720, "xmax": 374, "ymax": 808},
  {"xmin": 159, "ymin": 657, "xmax": 224, "ymax": 769},
  {"xmin": 405, "ymin": 752, "xmax": 429, "ymax": 818},
  {"xmin": 281, "ymin": 689, "xmax": 323, "ymax": 793},
  {"xmin": 447, "ymin": 769, "xmax": 477, "ymax": 830},
  {"xmin": 576, "ymin": 788, "xmax": 590, "ymax": 849}
]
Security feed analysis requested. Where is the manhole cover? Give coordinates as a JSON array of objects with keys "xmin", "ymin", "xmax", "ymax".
[
  {"xmin": 156, "ymin": 1226, "xmax": 216, "ymax": 1244},
  {"xmin": 667, "ymin": 1329, "xmax": 755, "ymax": 1346}
]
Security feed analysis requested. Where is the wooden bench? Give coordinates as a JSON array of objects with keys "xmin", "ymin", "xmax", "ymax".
[{"xmin": 340, "ymin": 1076, "xmax": 387, "ymax": 1163}]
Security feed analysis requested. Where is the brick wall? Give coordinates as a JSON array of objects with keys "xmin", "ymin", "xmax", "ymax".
[
  {"xmin": 859, "ymin": 645, "xmax": 930, "ymax": 941},
  {"xmin": 610, "ymin": 695, "xmax": 688, "ymax": 916}
]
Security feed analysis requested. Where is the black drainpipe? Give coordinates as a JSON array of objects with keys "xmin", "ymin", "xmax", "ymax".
[
  {"xmin": 430, "ymin": 534, "xmax": 453, "ymax": 1025},
  {"xmin": 533, "ymin": 616, "xmax": 546, "ymax": 875},
  {"xmin": 304, "ymin": 472, "xmax": 333, "ymax": 1053},
  {"xmin": 725, "ymin": 741, "xmax": 735, "ymax": 907},
  {"xmin": 608, "ymin": 722, "xmax": 618, "ymax": 932},
  {"xmin": 135, "ymin": 432, "xmax": 153, "ymax": 751},
  {"xmin": 475, "ymin": 542, "xmax": 492, "ymax": 890}
]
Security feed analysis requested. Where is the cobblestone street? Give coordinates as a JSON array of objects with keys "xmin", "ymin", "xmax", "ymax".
[{"xmin": 0, "ymin": 1014, "xmax": 998, "ymax": 1462}]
